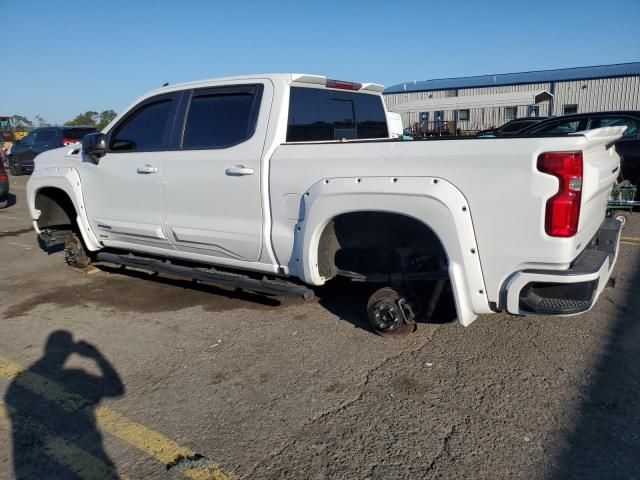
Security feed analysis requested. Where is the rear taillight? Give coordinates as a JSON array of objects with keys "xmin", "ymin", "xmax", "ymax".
[
  {"xmin": 537, "ymin": 151, "xmax": 583, "ymax": 237},
  {"xmin": 62, "ymin": 138, "xmax": 77, "ymax": 146},
  {"xmin": 326, "ymin": 79, "xmax": 362, "ymax": 91}
]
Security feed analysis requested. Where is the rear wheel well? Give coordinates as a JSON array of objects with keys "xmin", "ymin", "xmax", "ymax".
[
  {"xmin": 317, "ymin": 211, "xmax": 447, "ymax": 281},
  {"xmin": 35, "ymin": 188, "xmax": 78, "ymax": 232}
]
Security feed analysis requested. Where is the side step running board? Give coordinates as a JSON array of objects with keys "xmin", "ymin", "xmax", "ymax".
[{"xmin": 95, "ymin": 252, "xmax": 315, "ymax": 301}]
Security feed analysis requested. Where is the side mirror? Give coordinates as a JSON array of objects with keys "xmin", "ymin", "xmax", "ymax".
[{"xmin": 82, "ymin": 133, "xmax": 107, "ymax": 164}]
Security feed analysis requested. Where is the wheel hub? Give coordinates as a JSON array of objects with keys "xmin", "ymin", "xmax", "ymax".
[
  {"xmin": 64, "ymin": 237, "xmax": 82, "ymax": 265},
  {"xmin": 371, "ymin": 300, "xmax": 404, "ymax": 332}
]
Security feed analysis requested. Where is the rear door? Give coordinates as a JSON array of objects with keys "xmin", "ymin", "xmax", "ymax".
[
  {"xmin": 82, "ymin": 92, "xmax": 180, "ymax": 249},
  {"xmin": 162, "ymin": 81, "xmax": 271, "ymax": 262}
]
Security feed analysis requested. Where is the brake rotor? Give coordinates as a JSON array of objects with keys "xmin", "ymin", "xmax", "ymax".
[
  {"xmin": 366, "ymin": 287, "xmax": 416, "ymax": 338},
  {"xmin": 64, "ymin": 234, "xmax": 91, "ymax": 268}
]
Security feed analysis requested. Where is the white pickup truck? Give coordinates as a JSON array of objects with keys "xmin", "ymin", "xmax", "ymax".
[{"xmin": 27, "ymin": 73, "xmax": 624, "ymax": 337}]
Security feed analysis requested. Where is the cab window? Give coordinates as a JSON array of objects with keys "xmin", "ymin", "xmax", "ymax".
[
  {"xmin": 181, "ymin": 85, "xmax": 263, "ymax": 149},
  {"xmin": 20, "ymin": 133, "xmax": 36, "ymax": 146},
  {"xmin": 109, "ymin": 97, "xmax": 175, "ymax": 152},
  {"xmin": 287, "ymin": 87, "xmax": 388, "ymax": 142},
  {"xmin": 34, "ymin": 129, "xmax": 58, "ymax": 144}
]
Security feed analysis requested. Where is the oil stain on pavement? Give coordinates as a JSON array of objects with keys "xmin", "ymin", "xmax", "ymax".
[{"xmin": 3, "ymin": 267, "xmax": 298, "ymax": 319}]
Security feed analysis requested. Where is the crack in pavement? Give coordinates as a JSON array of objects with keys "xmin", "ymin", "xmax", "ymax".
[
  {"xmin": 424, "ymin": 423, "xmax": 457, "ymax": 474},
  {"xmin": 241, "ymin": 330, "xmax": 439, "ymax": 479}
]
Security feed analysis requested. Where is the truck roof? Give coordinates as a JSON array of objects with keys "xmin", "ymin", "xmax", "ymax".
[{"xmin": 149, "ymin": 73, "xmax": 384, "ymax": 95}]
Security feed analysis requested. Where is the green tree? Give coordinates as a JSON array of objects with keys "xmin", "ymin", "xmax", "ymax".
[
  {"xmin": 64, "ymin": 111, "xmax": 99, "ymax": 127},
  {"xmin": 11, "ymin": 115, "xmax": 33, "ymax": 131},
  {"xmin": 35, "ymin": 115, "xmax": 50, "ymax": 127},
  {"xmin": 97, "ymin": 110, "xmax": 117, "ymax": 130},
  {"xmin": 64, "ymin": 110, "xmax": 117, "ymax": 130}
]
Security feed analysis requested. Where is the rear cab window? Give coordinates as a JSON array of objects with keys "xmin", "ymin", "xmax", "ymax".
[
  {"xmin": 287, "ymin": 87, "xmax": 389, "ymax": 142},
  {"xmin": 181, "ymin": 85, "xmax": 263, "ymax": 149}
]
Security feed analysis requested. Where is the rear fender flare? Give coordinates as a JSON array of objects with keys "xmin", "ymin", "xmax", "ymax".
[{"xmin": 290, "ymin": 176, "xmax": 491, "ymax": 326}]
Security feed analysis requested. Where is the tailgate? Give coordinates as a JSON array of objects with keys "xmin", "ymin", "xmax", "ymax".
[{"xmin": 573, "ymin": 126, "xmax": 625, "ymax": 252}]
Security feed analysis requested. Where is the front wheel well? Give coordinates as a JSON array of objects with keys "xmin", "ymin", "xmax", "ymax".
[
  {"xmin": 34, "ymin": 187, "xmax": 78, "ymax": 232},
  {"xmin": 316, "ymin": 211, "xmax": 448, "ymax": 281}
]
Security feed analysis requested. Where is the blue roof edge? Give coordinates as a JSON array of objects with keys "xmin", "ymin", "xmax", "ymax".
[{"xmin": 384, "ymin": 62, "xmax": 640, "ymax": 94}]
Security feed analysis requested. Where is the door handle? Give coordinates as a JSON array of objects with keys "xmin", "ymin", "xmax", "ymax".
[
  {"xmin": 225, "ymin": 165, "xmax": 254, "ymax": 176},
  {"xmin": 137, "ymin": 165, "xmax": 159, "ymax": 174}
]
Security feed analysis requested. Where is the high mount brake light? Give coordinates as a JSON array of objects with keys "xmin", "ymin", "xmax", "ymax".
[
  {"xmin": 326, "ymin": 79, "xmax": 362, "ymax": 91},
  {"xmin": 537, "ymin": 151, "xmax": 583, "ymax": 237}
]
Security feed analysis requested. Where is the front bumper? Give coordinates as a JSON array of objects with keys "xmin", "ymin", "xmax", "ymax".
[{"xmin": 505, "ymin": 217, "xmax": 622, "ymax": 315}]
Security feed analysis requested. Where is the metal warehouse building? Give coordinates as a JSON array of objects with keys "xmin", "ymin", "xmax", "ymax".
[{"xmin": 383, "ymin": 62, "xmax": 640, "ymax": 133}]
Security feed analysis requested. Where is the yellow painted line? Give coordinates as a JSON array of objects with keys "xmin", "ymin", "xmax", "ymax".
[
  {"xmin": 94, "ymin": 407, "xmax": 194, "ymax": 465},
  {"xmin": 621, "ymin": 236, "xmax": 640, "ymax": 244},
  {"xmin": 0, "ymin": 356, "xmax": 232, "ymax": 480},
  {"xmin": 0, "ymin": 401, "xmax": 129, "ymax": 480}
]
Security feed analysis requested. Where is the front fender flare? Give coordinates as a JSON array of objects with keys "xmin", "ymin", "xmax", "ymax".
[{"xmin": 27, "ymin": 167, "xmax": 102, "ymax": 251}]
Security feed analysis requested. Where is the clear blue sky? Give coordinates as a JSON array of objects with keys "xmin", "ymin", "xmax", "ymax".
[{"xmin": 4, "ymin": 0, "xmax": 639, "ymax": 125}]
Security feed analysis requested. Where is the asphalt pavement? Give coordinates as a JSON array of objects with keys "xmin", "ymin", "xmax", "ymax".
[{"xmin": 1, "ymin": 174, "xmax": 639, "ymax": 480}]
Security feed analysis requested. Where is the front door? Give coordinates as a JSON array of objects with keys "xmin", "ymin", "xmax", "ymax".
[
  {"xmin": 162, "ymin": 82, "xmax": 270, "ymax": 262},
  {"xmin": 82, "ymin": 93, "xmax": 179, "ymax": 250}
]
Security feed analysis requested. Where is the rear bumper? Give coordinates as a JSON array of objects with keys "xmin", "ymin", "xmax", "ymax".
[{"xmin": 505, "ymin": 217, "xmax": 622, "ymax": 315}]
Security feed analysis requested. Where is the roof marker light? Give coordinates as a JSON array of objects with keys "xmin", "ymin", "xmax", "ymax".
[{"xmin": 326, "ymin": 79, "xmax": 362, "ymax": 91}]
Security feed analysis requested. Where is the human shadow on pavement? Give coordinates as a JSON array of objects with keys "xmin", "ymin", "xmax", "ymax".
[
  {"xmin": 4, "ymin": 330, "xmax": 125, "ymax": 479},
  {"xmin": 550, "ymin": 252, "xmax": 640, "ymax": 479}
]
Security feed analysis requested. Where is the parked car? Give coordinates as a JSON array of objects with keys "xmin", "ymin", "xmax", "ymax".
[
  {"xmin": 476, "ymin": 117, "xmax": 549, "ymax": 137},
  {"xmin": 8, "ymin": 126, "xmax": 97, "ymax": 176},
  {"xmin": 26, "ymin": 73, "xmax": 624, "ymax": 337},
  {"xmin": 520, "ymin": 111, "xmax": 640, "ymax": 184},
  {"xmin": 0, "ymin": 158, "xmax": 9, "ymax": 208}
]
